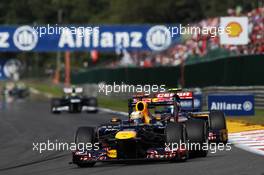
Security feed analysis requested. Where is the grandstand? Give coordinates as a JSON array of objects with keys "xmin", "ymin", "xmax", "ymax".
[{"xmin": 109, "ymin": 7, "xmax": 264, "ymax": 68}]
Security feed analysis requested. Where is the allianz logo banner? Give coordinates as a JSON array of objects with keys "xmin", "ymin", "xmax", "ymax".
[
  {"xmin": 0, "ymin": 25, "xmax": 180, "ymax": 52},
  {"xmin": 0, "ymin": 58, "xmax": 22, "ymax": 80},
  {"xmin": 208, "ymin": 94, "xmax": 254, "ymax": 116}
]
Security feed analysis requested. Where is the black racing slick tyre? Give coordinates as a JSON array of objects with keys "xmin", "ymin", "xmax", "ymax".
[
  {"xmin": 165, "ymin": 123, "xmax": 188, "ymax": 161},
  {"xmin": 74, "ymin": 127, "xmax": 96, "ymax": 167},
  {"xmin": 51, "ymin": 98, "xmax": 61, "ymax": 114},
  {"xmin": 86, "ymin": 97, "xmax": 98, "ymax": 113},
  {"xmin": 209, "ymin": 110, "xmax": 226, "ymax": 130},
  {"xmin": 185, "ymin": 120, "xmax": 208, "ymax": 157},
  {"xmin": 209, "ymin": 110, "xmax": 228, "ymax": 143}
]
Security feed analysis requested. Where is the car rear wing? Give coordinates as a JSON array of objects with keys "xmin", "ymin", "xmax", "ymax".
[
  {"xmin": 130, "ymin": 92, "xmax": 193, "ymax": 104},
  {"xmin": 130, "ymin": 91, "xmax": 195, "ymax": 111},
  {"xmin": 63, "ymin": 87, "xmax": 83, "ymax": 94},
  {"xmin": 176, "ymin": 92, "xmax": 195, "ymax": 111}
]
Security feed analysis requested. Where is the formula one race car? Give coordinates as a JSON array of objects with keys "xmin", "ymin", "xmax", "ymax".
[
  {"xmin": 51, "ymin": 87, "xmax": 98, "ymax": 114},
  {"xmin": 72, "ymin": 91, "xmax": 224, "ymax": 167},
  {"xmin": 3, "ymin": 82, "xmax": 30, "ymax": 99}
]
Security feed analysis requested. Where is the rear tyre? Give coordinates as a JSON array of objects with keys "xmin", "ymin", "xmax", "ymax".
[
  {"xmin": 89, "ymin": 97, "xmax": 98, "ymax": 106},
  {"xmin": 86, "ymin": 97, "xmax": 98, "ymax": 113},
  {"xmin": 51, "ymin": 99, "xmax": 61, "ymax": 114},
  {"xmin": 74, "ymin": 127, "xmax": 96, "ymax": 167},
  {"xmin": 165, "ymin": 123, "xmax": 188, "ymax": 162},
  {"xmin": 209, "ymin": 110, "xmax": 227, "ymax": 143},
  {"xmin": 87, "ymin": 109, "xmax": 98, "ymax": 114},
  {"xmin": 185, "ymin": 120, "xmax": 208, "ymax": 157}
]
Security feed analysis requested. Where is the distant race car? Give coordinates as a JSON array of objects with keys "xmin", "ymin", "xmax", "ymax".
[
  {"xmin": 51, "ymin": 87, "xmax": 98, "ymax": 114},
  {"xmin": 3, "ymin": 82, "xmax": 30, "ymax": 99},
  {"xmin": 71, "ymin": 90, "xmax": 227, "ymax": 167}
]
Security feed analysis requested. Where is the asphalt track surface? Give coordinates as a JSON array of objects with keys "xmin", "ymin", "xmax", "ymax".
[{"xmin": 0, "ymin": 99, "xmax": 263, "ymax": 175}]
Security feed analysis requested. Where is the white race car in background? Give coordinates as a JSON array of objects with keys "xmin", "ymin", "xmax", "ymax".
[
  {"xmin": 2, "ymin": 82, "xmax": 30, "ymax": 99},
  {"xmin": 51, "ymin": 87, "xmax": 98, "ymax": 114}
]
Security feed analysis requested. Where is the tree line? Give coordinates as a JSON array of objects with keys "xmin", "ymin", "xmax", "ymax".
[{"xmin": 0, "ymin": 0, "xmax": 261, "ymax": 25}]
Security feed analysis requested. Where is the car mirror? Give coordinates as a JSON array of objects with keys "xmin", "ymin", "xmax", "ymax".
[{"xmin": 111, "ymin": 117, "xmax": 121, "ymax": 123}]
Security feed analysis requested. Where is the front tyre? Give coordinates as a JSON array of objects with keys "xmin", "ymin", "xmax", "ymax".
[
  {"xmin": 51, "ymin": 98, "xmax": 61, "ymax": 114},
  {"xmin": 85, "ymin": 97, "xmax": 98, "ymax": 113},
  {"xmin": 74, "ymin": 127, "xmax": 96, "ymax": 167},
  {"xmin": 165, "ymin": 123, "xmax": 189, "ymax": 162},
  {"xmin": 185, "ymin": 120, "xmax": 208, "ymax": 157}
]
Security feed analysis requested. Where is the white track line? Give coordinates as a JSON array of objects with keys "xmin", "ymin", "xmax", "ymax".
[
  {"xmin": 99, "ymin": 108, "xmax": 128, "ymax": 116},
  {"xmin": 229, "ymin": 130, "xmax": 264, "ymax": 156}
]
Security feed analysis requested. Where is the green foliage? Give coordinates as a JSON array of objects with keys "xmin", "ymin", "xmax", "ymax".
[
  {"xmin": 0, "ymin": 0, "xmax": 261, "ymax": 24},
  {"xmin": 98, "ymin": 96, "xmax": 128, "ymax": 112}
]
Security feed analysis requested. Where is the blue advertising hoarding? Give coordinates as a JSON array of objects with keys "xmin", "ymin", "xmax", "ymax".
[
  {"xmin": 0, "ymin": 25, "xmax": 180, "ymax": 52},
  {"xmin": 208, "ymin": 94, "xmax": 254, "ymax": 116},
  {"xmin": 181, "ymin": 94, "xmax": 202, "ymax": 111}
]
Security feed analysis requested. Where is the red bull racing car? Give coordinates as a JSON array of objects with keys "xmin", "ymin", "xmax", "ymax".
[{"xmin": 72, "ymin": 90, "xmax": 227, "ymax": 167}]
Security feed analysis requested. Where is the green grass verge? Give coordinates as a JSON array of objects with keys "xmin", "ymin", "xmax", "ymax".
[
  {"xmin": 24, "ymin": 80, "xmax": 63, "ymax": 97},
  {"xmin": 97, "ymin": 96, "xmax": 128, "ymax": 112},
  {"xmin": 29, "ymin": 83, "xmax": 63, "ymax": 96}
]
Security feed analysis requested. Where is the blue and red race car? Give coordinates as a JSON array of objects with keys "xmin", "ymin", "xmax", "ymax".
[{"xmin": 72, "ymin": 90, "xmax": 227, "ymax": 167}]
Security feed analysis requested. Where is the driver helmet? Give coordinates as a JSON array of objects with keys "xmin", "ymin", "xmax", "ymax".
[
  {"xmin": 130, "ymin": 111, "xmax": 143, "ymax": 124},
  {"xmin": 71, "ymin": 86, "xmax": 77, "ymax": 96}
]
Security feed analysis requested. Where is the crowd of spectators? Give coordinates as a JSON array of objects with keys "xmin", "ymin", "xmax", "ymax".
[{"xmin": 110, "ymin": 7, "xmax": 263, "ymax": 68}]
